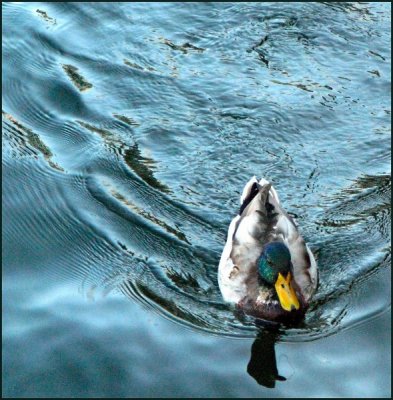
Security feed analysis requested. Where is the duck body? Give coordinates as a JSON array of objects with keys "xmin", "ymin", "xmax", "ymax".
[{"xmin": 218, "ymin": 177, "xmax": 318, "ymax": 323}]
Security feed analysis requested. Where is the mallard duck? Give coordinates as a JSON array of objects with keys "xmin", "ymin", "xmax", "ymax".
[{"xmin": 218, "ymin": 176, "xmax": 318, "ymax": 323}]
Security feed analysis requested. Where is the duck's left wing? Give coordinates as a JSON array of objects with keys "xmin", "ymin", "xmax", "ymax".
[{"xmin": 269, "ymin": 200, "xmax": 318, "ymax": 302}]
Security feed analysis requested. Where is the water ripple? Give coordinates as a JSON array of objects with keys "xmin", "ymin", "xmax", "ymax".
[{"xmin": 3, "ymin": 1, "xmax": 391, "ymax": 343}]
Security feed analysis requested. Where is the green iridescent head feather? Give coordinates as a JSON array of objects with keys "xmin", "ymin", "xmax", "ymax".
[{"xmin": 258, "ymin": 242, "xmax": 292, "ymax": 285}]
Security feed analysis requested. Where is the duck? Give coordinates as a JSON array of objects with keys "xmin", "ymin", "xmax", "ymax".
[{"xmin": 218, "ymin": 176, "xmax": 318, "ymax": 323}]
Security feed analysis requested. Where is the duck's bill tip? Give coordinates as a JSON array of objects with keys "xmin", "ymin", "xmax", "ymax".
[{"xmin": 274, "ymin": 272, "xmax": 300, "ymax": 312}]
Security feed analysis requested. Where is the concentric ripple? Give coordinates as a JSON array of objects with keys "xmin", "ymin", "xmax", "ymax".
[{"xmin": 3, "ymin": 1, "xmax": 391, "ymax": 343}]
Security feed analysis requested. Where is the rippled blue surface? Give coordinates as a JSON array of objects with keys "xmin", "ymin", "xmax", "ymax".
[{"xmin": 3, "ymin": 2, "xmax": 391, "ymax": 397}]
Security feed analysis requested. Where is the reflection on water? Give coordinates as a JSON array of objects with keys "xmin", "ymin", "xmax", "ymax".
[
  {"xmin": 2, "ymin": 111, "xmax": 64, "ymax": 171},
  {"xmin": 247, "ymin": 329, "xmax": 285, "ymax": 388},
  {"xmin": 3, "ymin": 1, "xmax": 391, "ymax": 397}
]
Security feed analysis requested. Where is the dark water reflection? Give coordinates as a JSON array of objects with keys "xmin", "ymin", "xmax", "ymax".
[
  {"xmin": 247, "ymin": 329, "xmax": 286, "ymax": 388},
  {"xmin": 3, "ymin": 2, "xmax": 391, "ymax": 397}
]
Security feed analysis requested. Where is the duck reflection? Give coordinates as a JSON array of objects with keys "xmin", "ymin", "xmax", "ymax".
[{"xmin": 247, "ymin": 327, "xmax": 286, "ymax": 388}]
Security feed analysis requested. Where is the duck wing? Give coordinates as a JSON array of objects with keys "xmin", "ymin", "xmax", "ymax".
[
  {"xmin": 266, "ymin": 188, "xmax": 318, "ymax": 302},
  {"xmin": 218, "ymin": 177, "xmax": 278, "ymax": 303}
]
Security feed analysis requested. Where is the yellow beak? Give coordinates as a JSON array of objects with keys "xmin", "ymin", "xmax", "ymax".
[{"xmin": 274, "ymin": 272, "xmax": 300, "ymax": 312}]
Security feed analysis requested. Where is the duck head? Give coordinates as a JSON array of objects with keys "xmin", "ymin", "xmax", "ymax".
[{"xmin": 258, "ymin": 242, "xmax": 300, "ymax": 312}]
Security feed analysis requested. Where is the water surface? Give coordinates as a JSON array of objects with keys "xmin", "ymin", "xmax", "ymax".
[{"xmin": 2, "ymin": 2, "xmax": 391, "ymax": 397}]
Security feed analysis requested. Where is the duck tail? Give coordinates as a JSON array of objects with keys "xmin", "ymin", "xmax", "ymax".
[
  {"xmin": 240, "ymin": 176, "xmax": 259, "ymax": 205},
  {"xmin": 241, "ymin": 177, "xmax": 279, "ymax": 201},
  {"xmin": 239, "ymin": 176, "xmax": 273, "ymax": 216},
  {"xmin": 258, "ymin": 178, "xmax": 280, "ymax": 205}
]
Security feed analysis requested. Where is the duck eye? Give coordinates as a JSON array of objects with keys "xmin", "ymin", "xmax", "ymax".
[{"xmin": 281, "ymin": 283, "xmax": 285, "ymax": 288}]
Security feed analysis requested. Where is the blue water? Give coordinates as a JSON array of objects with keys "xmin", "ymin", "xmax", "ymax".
[{"xmin": 3, "ymin": 2, "xmax": 391, "ymax": 397}]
